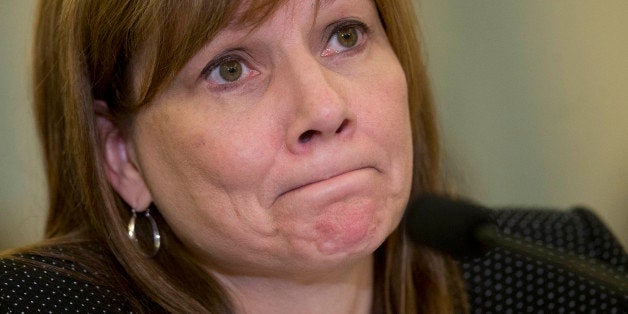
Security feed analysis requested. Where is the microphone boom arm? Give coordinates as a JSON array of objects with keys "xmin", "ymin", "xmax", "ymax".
[{"xmin": 475, "ymin": 223, "xmax": 627, "ymax": 296}]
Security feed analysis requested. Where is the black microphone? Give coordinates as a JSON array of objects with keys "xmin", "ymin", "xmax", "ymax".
[
  {"xmin": 403, "ymin": 195, "xmax": 627, "ymax": 295},
  {"xmin": 403, "ymin": 195, "xmax": 494, "ymax": 259}
]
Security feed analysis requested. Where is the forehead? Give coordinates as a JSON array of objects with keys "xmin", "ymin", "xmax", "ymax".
[
  {"xmin": 227, "ymin": 0, "xmax": 293, "ymax": 31},
  {"xmin": 226, "ymin": 0, "xmax": 337, "ymax": 31},
  {"xmin": 320, "ymin": 0, "xmax": 338, "ymax": 8}
]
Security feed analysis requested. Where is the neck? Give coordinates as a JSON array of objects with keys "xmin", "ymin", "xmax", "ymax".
[{"xmin": 212, "ymin": 255, "xmax": 374, "ymax": 314}]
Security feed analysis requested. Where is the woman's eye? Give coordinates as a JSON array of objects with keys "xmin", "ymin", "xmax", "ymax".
[
  {"xmin": 204, "ymin": 57, "xmax": 256, "ymax": 86},
  {"xmin": 336, "ymin": 27, "xmax": 359, "ymax": 48},
  {"xmin": 218, "ymin": 60, "xmax": 243, "ymax": 82},
  {"xmin": 323, "ymin": 22, "xmax": 367, "ymax": 57}
]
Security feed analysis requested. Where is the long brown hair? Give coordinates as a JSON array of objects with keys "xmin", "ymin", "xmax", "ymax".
[{"xmin": 15, "ymin": 0, "xmax": 467, "ymax": 312}]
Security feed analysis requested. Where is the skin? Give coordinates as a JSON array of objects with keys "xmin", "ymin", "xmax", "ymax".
[{"xmin": 98, "ymin": 0, "xmax": 413, "ymax": 312}]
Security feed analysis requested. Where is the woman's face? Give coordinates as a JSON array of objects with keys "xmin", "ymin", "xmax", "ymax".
[{"xmin": 127, "ymin": 0, "xmax": 412, "ymax": 276}]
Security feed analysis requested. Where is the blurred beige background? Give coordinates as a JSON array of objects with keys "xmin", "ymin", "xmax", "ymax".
[
  {"xmin": 417, "ymin": 0, "xmax": 627, "ymax": 247},
  {"xmin": 1, "ymin": 0, "xmax": 46, "ymax": 250},
  {"xmin": 1, "ymin": 1, "xmax": 626, "ymax": 250}
]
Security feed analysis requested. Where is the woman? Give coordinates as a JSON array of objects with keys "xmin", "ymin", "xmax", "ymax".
[{"xmin": 1, "ymin": 0, "xmax": 466, "ymax": 312}]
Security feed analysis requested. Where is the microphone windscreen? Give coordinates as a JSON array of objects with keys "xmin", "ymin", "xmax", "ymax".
[{"xmin": 403, "ymin": 195, "xmax": 495, "ymax": 259}]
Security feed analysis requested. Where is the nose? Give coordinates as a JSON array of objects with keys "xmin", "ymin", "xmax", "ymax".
[{"xmin": 283, "ymin": 56, "xmax": 356, "ymax": 154}]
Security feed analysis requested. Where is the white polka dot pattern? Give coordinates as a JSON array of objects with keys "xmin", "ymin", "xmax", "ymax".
[
  {"xmin": 1, "ymin": 254, "xmax": 130, "ymax": 313},
  {"xmin": 461, "ymin": 207, "xmax": 628, "ymax": 313}
]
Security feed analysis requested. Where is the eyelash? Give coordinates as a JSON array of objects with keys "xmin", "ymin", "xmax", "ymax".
[
  {"xmin": 323, "ymin": 20, "xmax": 370, "ymax": 57},
  {"xmin": 201, "ymin": 19, "xmax": 370, "ymax": 91},
  {"xmin": 200, "ymin": 52, "xmax": 257, "ymax": 89}
]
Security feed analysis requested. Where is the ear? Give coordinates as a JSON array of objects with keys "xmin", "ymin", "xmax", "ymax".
[{"xmin": 95, "ymin": 100, "xmax": 153, "ymax": 212}]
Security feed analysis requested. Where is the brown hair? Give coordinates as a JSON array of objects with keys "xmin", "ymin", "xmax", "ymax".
[{"xmin": 15, "ymin": 0, "xmax": 467, "ymax": 312}]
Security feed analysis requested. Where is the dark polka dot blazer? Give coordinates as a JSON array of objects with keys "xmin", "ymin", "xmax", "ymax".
[
  {"xmin": 1, "ymin": 253, "xmax": 130, "ymax": 313},
  {"xmin": 461, "ymin": 207, "xmax": 627, "ymax": 313},
  {"xmin": 1, "ymin": 208, "xmax": 626, "ymax": 312}
]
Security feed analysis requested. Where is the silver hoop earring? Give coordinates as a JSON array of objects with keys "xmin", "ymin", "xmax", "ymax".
[{"xmin": 128, "ymin": 208, "xmax": 161, "ymax": 257}]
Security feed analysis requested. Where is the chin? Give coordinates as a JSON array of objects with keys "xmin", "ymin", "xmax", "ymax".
[
  {"xmin": 311, "ymin": 202, "xmax": 403, "ymax": 260},
  {"xmin": 276, "ymin": 175, "xmax": 409, "ymax": 271}
]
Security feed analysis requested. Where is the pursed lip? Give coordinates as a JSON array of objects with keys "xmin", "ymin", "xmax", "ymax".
[{"xmin": 276, "ymin": 165, "xmax": 376, "ymax": 199}]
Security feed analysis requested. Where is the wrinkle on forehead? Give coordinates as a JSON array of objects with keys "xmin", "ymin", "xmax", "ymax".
[{"xmin": 319, "ymin": 0, "xmax": 338, "ymax": 9}]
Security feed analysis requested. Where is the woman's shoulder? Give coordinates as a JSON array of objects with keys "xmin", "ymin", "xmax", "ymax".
[
  {"xmin": 0, "ymin": 244, "xmax": 131, "ymax": 313},
  {"xmin": 461, "ymin": 207, "xmax": 627, "ymax": 312}
]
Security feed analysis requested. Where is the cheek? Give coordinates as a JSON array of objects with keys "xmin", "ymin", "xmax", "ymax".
[
  {"xmin": 372, "ymin": 67, "xmax": 410, "ymax": 135},
  {"xmin": 132, "ymin": 105, "xmax": 287, "ymax": 261},
  {"xmin": 357, "ymin": 56, "xmax": 412, "ymax": 165},
  {"xmin": 358, "ymin": 57, "xmax": 412, "ymax": 226},
  {"xmin": 138, "ymin": 105, "xmax": 276, "ymax": 190},
  {"xmin": 132, "ymin": 104, "xmax": 280, "ymax": 229}
]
